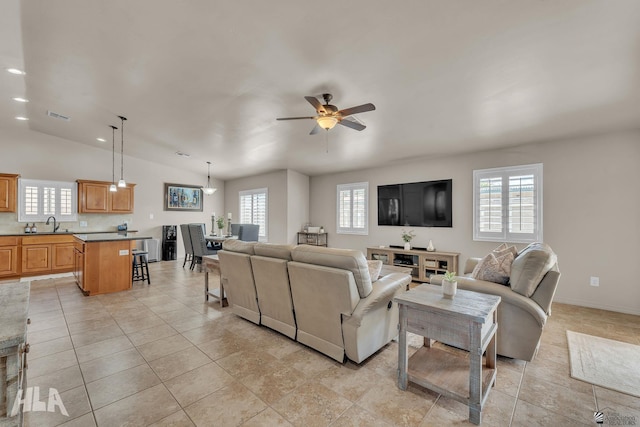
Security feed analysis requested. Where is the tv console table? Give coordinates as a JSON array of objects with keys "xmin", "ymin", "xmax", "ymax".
[{"xmin": 367, "ymin": 247, "xmax": 459, "ymax": 283}]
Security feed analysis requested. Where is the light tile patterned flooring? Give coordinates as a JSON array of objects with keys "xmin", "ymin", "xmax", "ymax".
[{"xmin": 21, "ymin": 260, "xmax": 640, "ymax": 426}]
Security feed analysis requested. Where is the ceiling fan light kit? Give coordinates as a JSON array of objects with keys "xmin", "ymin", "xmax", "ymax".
[
  {"xmin": 317, "ymin": 116, "xmax": 338, "ymax": 130},
  {"xmin": 277, "ymin": 93, "xmax": 375, "ymax": 135}
]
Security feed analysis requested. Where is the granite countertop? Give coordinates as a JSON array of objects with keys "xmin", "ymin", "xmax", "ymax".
[
  {"xmin": 0, "ymin": 281, "xmax": 30, "ymax": 350},
  {"xmin": 1, "ymin": 230, "xmax": 139, "ymax": 236},
  {"xmin": 73, "ymin": 232, "xmax": 151, "ymax": 242}
]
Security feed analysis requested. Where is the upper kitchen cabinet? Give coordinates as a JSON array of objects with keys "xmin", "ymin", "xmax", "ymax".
[
  {"xmin": 0, "ymin": 173, "xmax": 19, "ymax": 212},
  {"xmin": 77, "ymin": 180, "xmax": 135, "ymax": 214},
  {"xmin": 110, "ymin": 185, "xmax": 134, "ymax": 212}
]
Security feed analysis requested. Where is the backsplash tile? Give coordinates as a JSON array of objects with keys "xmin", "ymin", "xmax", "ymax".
[{"xmin": 0, "ymin": 212, "xmax": 133, "ymax": 234}]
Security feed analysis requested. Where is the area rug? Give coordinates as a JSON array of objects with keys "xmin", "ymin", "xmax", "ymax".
[{"xmin": 567, "ymin": 330, "xmax": 640, "ymax": 397}]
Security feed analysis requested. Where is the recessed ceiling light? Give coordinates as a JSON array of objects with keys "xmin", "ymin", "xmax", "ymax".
[
  {"xmin": 12, "ymin": 97, "xmax": 29, "ymax": 103},
  {"xmin": 175, "ymin": 151, "xmax": 191, "ymax": 158},
  {"xmin": 96, "ymin": 138, "xmax": 106, "ymax": 142},
  {"xmin": 15, "ymin": 116, "xmax": 29, "ymax": 121},
  {"xmin": 6, "ymin": 68, "xmax": 26, "ymax": 75}
]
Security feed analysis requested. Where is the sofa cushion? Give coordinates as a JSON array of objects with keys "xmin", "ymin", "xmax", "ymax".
[
  {"xmin": 471, "ymin": 251, "xmax": 514, "ymax": 285},
  {"xmin": 510, "ymin": 242, "xmax": 557, "ymax": 297},
  {"xmin": 254, "ymin": 243, "xmax": 294, "ymax": 260},
  {"xmin": 222, "ymin": 239, "xmax": 257, "ymax": 255},
  {"xmin": 291, "ymin": 245, "xmax": 373, "ymax": 298},
  {"xmin": 367, "ymin": 260, "xmax": 383, "ymax": 282}
]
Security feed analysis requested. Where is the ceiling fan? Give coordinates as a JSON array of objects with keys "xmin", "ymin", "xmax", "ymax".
[{"xmin": 277, "ymin": 93, "xmax": 376, "ymax": 135}]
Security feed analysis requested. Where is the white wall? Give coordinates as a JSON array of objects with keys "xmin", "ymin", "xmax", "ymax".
[
  {"xmin": 286, "ymin": 170, "xmax": 310, "ymax": 244},
  {"xmin": 224, "ymin": 169, "xmax": 310, "ymax": 245},
  {"xmin": 0, "ymin": 127, "xmax": 225, "ymax": 259},
  {"xmin": 224, "ymin": 170, "xmax": 287, "ymax": 244},
  {"xmin": 310, "ymin": 130, "xmax": 640, "ymax": 315}
]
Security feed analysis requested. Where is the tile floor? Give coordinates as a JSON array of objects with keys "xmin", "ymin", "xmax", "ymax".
[{"xmin": 20, "ymin": 260, "xmax": 640, "ymax": 426}]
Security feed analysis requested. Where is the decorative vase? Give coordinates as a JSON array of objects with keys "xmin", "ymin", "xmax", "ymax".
[
  {"xmin": 442, "ymin": 280, "xmax": 457, "ymax": 298},
  {"xmin": 427, "ymin": 240, "xmax": 435, "ymax": 252},
  {"xmin": 404, "ymin": 242, "xmax": 411, "ymax": 250}
]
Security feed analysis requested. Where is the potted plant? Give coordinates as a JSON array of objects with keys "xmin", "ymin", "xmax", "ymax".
[
  {"xmin": 216, "ymin": 217, "xmax": 226, "ymax": 236},
  {"xmin": 442, "ymin": 271, "xmax": 457, "ymax": 298},
  {"xmin": 401, "ymin": 229, "xmax": 416, "ymax": 250}
]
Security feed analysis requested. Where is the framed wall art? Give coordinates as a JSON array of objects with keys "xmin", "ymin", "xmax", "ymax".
[{"xmin": 164, "ymin": 183, "xmax": 203, "ymax": 211}]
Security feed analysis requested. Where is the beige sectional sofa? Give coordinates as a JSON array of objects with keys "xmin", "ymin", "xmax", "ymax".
[
  {"xmin": 431, "ymin": 243, "xmax": 560, "ymax": 361},
  {"xmin": 217, "ymin": 241, "xmax": 411, "ymax": 363}
]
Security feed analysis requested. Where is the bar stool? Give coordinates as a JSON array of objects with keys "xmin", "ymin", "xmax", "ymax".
[{"xmin": 132, "ymin": 249, "xmax": 151, "ymax": 284}]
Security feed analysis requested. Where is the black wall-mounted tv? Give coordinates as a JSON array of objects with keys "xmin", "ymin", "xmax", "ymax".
[{"xmin": 378, "ymin": 179, "xmax": 452, "ymax": 227}]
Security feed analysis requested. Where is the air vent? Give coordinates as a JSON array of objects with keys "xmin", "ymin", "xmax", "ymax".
[{"xmin": 46, "ymin": 110, "xmax": 71, "ymax": 121}]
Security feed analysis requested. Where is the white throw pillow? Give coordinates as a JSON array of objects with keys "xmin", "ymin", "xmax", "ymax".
[{"xmin": 471, "ymin": 251, "xmax": 515, "ymax": 285}]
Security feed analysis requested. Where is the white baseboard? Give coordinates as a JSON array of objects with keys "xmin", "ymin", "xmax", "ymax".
[{"xmin": 553, "ymin": 296, "xmax": 640, "ymax": 316}]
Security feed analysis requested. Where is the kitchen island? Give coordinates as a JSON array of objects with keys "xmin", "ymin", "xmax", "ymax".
[{"xmin": 73, "ymin": 233, "xmax": 150, "ymax": 296}]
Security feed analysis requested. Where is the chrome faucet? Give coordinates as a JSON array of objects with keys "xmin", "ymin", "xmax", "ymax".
[{"xmin": 45, "ymin": 216, "xmax": 60, "ymax": 232}]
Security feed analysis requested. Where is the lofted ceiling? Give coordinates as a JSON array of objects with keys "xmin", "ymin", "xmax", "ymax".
[{"xmin": 2, "ymin": 0, "xmax": 640, "ymax": 180}]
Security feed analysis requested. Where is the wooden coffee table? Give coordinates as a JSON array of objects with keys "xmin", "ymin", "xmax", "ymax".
[{"xmin": 395, "ymin": 284, "xmax": 501, "ymax": 425}]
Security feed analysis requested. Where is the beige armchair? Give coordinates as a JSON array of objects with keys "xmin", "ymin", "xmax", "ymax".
[{"xmin": 431, "ymin": 243, "xmax": 560, "ymax": 361}]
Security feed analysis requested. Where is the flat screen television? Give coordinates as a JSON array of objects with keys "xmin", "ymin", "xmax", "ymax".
[{"xmin": 378, "ymin": 179, "xmax": 452, "ymax": 227}]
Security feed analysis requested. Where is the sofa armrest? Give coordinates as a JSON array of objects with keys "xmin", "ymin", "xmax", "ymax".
[
  {"xmin": 530, "ymin": 269, "xmax": 561, "ymax": 316},
  {"xmin": 456, "ymin": 276, "xmax": 548, "ymax": 327},
  {"xmin": 347, "ymin": 273, "xmax": 410, "ymax": 325},
  {"xmin": 380, "ymin": 264, "xmax": 412, "ymax": 277},
  {"xmin": 430, "ymin": 274, "xmax": 445, "ymax": 285},
  {"xmin": 465, "ymin": 258, "xmax": 481, "ymax": 275}
]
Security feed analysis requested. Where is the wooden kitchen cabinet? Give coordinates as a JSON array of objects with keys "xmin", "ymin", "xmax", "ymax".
[
  {"xmin": 73, "ymin": 241, "xmax": 85, "ymax": 291},
  {"xmin": 21, "ymin": 235, "xmax": 75, "ymax": 275},
  {"xmin": 21, "ymin": 244, "xmax": 51, "ymax": 273},
  {"xmin": 79, "ymin": 181, "xmax": 109, "ymax": 212},
  {"xmin": 77, "ymin": 179, "xmax": 135, "ymax": 214},
  {"xmin": 0, "ymin": 236, "xmax": 19, "ymax": 277},
  {"xmin": 0, "ymin": 173, "xmax": 19, "ymax": 212},
  {"xmin": 110, "ymin": 185, "xmax": 134, "ymax": 212},
  {"xmin": 52, "ymin": 242, "xmax": 75, "ymax": 271}
]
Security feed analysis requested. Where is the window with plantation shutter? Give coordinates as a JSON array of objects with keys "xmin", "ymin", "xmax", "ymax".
[
  {"xmin": 239, "ymin": 188, "xmax": 267, "ymax": 240},
  {"xmin": 473, "ymin": 164, "xmax": 542, "ymax": 243},
  {"xmin": 337, "ymin": 182, "xmax": 368, "ymax": 235},
  {"xmin": 18, "ymin": 179, "xmax": 78, "ymax": 222}
]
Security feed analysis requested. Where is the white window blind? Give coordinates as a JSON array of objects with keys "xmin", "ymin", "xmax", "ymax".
[
  {"xmin": 239, "ymin": 188, "xmax": 268, "ymax": 240},
  {"xmin": 18, "ymin": 179, "xmax": 78, "ymax": 222},
  {"xmin": 473, "ymin": 164, "xmax": 542, "ymax": 243},
  {"xmin": 337, "ymin": 182, "xmax": 368, "ymax": 235}
]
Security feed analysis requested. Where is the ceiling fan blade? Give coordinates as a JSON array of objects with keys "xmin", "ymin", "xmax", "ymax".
[
  {"xmin": 338, "ymin": 119, "xmax": 366, "ymax": 131},
  {"xmin": 276, "ymin": 116, "xmax": 315, "ymax": 121},
  {"xmin": 309, "ymin": 123, "xmax": 322, "ymax": 135},
  {"xmin": 305, "ymin": 96, "xmax": 326, "ymax": 113},
  {"xmin": 338, "ymin": 103, "xmax": 376, "ymax": 117}
]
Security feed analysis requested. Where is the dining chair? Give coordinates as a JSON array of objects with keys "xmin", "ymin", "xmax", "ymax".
[
  {"xmin": 188, "ymin": 223, "xmax": 218, "ymax": 269},
  {"xmin": 180, "ymin": 224, "xmax": 194, "ymax": 268},
  {"xmin": 238, "ymin": 224, "xmax": 260, "ymax": 242}
]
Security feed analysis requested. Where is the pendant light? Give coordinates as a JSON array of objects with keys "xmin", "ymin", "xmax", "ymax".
[
  {"xmin": 118, "ymin": 115, "xmax": 127, "ymax": 188},
  {"xmin": 109, "ymin": 125, "xmax": 118, "ymax": 192},
  {"xmin": 203, "ymin": 161, "xmax": 217, "ymax": 195}
]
